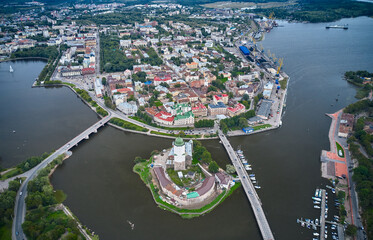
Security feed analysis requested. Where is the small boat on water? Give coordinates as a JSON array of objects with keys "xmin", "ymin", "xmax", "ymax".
[
  {"xmin": 10, "ymin": 65, "xmax": 14, "ymax": 72},
  {"xmin": 314, "ymin": 205, "xmax": 321, "ymax": 209},
  {"xmin": 127, "ymin": 220, "xmax": 135, "ymax": 230},
  {"xmin": 314, "ymin": 201, "xmax": 320, "ymax": 204},
  {"xmin": 254, "ymin": 185, "xmax": 261, "ymax": 189},
  {"xmin": 326, "ymin": 24, "xmax": 348, "ymax": 29},
  {"xmin": 312, "ymin": 197, "xmax": 321, "ymax": 202}
]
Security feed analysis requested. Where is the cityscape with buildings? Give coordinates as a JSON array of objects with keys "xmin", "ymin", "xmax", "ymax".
[{"xmin": 0, "ymin": 1, "xmax": 372, "ymax": 240}]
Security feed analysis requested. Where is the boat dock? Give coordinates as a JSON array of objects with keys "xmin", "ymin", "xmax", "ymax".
[
  {"xmin": 320, "ymin": 189, "xmax": 326, "ymax": 240},
  {"xmin": 218, "ymin": 130, "xmax": 274, "ymax": 240}
]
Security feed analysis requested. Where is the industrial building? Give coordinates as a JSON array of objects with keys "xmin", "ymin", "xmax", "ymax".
[
  {"xmin": 239, "ymin": 46, "xmax": 250, "ymax": 56},
  {"xmin": 257, "ymin": 100, "xmax": 272, "ymax": 120}
]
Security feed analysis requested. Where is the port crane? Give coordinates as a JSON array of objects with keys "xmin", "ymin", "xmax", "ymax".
[
  {"xmin": 268, "ymin": 12, "xmax": 274, "ymax": 21},
  {"xmin": 276, "ymin": 58, "xmax": 283, "ymax": 76},
  {"xmin": 259, "ymin": 44, "xmax": 264, "ymax": 53}
]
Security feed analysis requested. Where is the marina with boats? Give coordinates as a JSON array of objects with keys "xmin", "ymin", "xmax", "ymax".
[
  {"xmin": 297, "ymin": 187, "xmax": 344, "ymax": 240},
  {"xmin": 236, "ymin": 148, "xmax": 261, "ymax": 189}
]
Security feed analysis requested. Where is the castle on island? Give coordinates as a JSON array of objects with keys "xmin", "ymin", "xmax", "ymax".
[{"xmin": 151, "ymin": 137, "xmax": 233, "ymax": 209}]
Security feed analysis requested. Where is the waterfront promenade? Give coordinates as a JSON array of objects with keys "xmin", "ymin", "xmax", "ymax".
[
  {"xmin": 218, "ymin": 130, "xmax": 274, "ymax": 240},
  {"xmin": 320, "ymin": 109, "xmax": 365, "ymax": 239}
]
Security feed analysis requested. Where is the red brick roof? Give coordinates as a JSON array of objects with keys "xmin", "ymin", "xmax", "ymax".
[
  {"xmin": 227, "ymin": 103, "xmax": 245, "ymax": 113},
  {"xmin": 155, "ymin": 111, "xmax": 174, "ymax": 122}
]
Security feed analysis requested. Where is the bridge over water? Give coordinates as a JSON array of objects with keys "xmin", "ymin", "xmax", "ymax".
[
  {"xmin": 13, "ymin": 116, "xmax": 110, "ymax": 240},
  {"xmin": 218, "ymin": 130, "xmax": 275, "ymax": 240}
]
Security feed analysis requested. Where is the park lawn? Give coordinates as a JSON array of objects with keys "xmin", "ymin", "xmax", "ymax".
[
  {"xmin": 280, "ymin": 78, "xmax": 288, "ymax": 90},
  {"xmin": 336, "ymin": 142, "xmax": 345, "ymax": 158},
  {"xmin": 110, "ymin": 117, "xmax": 148, "ymax": 132},
  {"xmin": 62, "ymin": 82, "xmax": 76, "ymax": 88},
  {"xmin": 0, "ymin": 224, "xmax": 12, "ymax": 240},
  {"xmin": 129, "ymin": 116, "xmax": 148, "ymax": 124},
  {"xmin": 253, "ymin": 124, "xmax": 272, "ymax": 131},
  {"xmin": 0, "ymin": 168, "xmax": 22, "ymax": 180},
  {"xmin": 166, "ymin": 168, "xmax": 184, "ymax": 187},
  {"xmin": 54, "ymin": 190, "xmax": 67, "ymax": 203}
]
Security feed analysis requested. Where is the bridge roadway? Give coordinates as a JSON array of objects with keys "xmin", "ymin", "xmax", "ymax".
[
  {"xmin": 218, "ymin": 130, "xmax": 275, "ymax": 240},
  {"xmin": 12, "ymin": 116, "xmax": 110, "ymax": 240}
]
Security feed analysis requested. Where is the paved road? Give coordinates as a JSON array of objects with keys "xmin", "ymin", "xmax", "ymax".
[
  {"xmin": 331, "ymin": 111, "xmax": 365, "ymax": 239},
  {"xmin": 12, "ymin": 116, "xmax": 110, "ymax": 239},
  {"xmin": 219, "ymin": 130, "xmax": 274, "ymax": 240}
]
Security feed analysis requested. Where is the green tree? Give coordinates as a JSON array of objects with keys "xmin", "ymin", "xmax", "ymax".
[
  {"xmin": 201, "ymin": 151, "xmax": 212, "ymax": 164},
  {"xmin": 8, "ymin": 180, "xmax": 21, "ymax": 192},
  {"xmin": 226, "ymin": 164, "xmax": 236, "ymax": 174},
  {"xmin": 102, "ymin": 77, "xmax": 107, "ymax": 86},
  {"xmin": 238, "ymin": 117, "xmax": 248, "ymax": 128},
  {"xmin": 208, "ymin": 161, "xmax": 219, "ymax": 173},
  {"xmin": 134, "ymin": 156, "xmax": 144, "ymax": 164},
  {"xmin": 345, "ymin": 224, "xmax": 357, "ymax": 236}
]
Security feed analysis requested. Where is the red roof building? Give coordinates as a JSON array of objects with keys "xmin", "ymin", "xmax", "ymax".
[
  {"xmin": 227, "ymin": 103, "xmax": 245, "ymax": 117},
  {"xmin": 154, "ymin": 111, "xmax": 174, "ymax": 125},
  {"xmin": 192, "ymin": 103, "xmax": 208, "ymax": 117},
  {"xmin": 213, "ymin": 94, "xmax": 228, "ymax": 104},
  {"xmin": 82, "ymin": 67, "xmax": 95, "ymax": 75},
  {"xmin": 154, "ymin": 75, "xmax": 172, "ymax": 86}
]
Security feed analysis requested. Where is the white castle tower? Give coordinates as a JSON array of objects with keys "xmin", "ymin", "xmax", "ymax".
[{"xmin": 173, "ymin": 137, "xmax": 186, "ymax": 171}]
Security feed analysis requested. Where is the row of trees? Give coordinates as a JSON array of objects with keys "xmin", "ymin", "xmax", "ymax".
[
  {"xmin": 110, "ymin": 117, "xmax": 148, "ymax": 132},
  {"xmin": 220, "ymin": 110, "xmax": 256, "ymax": 134},
  {"xmin": 344, "ymin": 100, "xmax": 373, "ymax": 115},
  {"xmin": 348, "ymin": 140, "xmax": 373, "ymax": 239},
  {"xmin": 11, "ymin": 45, "xmax": 58, "ymax": 59},
  {"xmin": 17, "ymin": 152, "xmax": 51, "ymax": 173},
  {"xmin": 0, "ymin": 179, "xmax": 21, "ymax": 236},
  {"xmin": 194, "ymin": 119, "xmax": 214, "ymax": 128},
  {"xmin": 135, "ymin": 109, "xmax": 154, "ymax": 126}
]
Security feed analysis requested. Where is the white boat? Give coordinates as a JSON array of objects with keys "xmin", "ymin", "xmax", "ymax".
[
  {"xmin": 10, "ymin": 65, "xmax": 14, "ymax": 72},
  {"xmin": 314, "ymin": 205, "xmax": 321, "ymax": 209},
  {"xmin": 245, "ymin": 166, "xmax": 252, "ymax": 170},
  {"xmin": 250, "ymin": 177, "xmax": 256, "ymax": 181},
  {"xmin": 314, "ymin": 201, "xmax": 320, "ymax": 204},
  {"xmin": 313, "ymin": 232, "xmax": 320, "ymax": 236},
  {"xmin": 312, "ymin": 197, "xmax": 321, "ymax": 201},
  {"xmin": 254, "ymin": 185, "xmax": 261, "ymax": 189}
]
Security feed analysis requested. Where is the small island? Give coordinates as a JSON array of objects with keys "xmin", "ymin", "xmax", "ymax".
[{"xmin": 134, "ymin": 137, "xmax": 239, "ymax": 218}]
